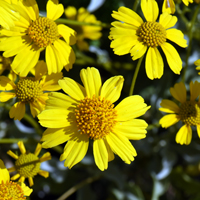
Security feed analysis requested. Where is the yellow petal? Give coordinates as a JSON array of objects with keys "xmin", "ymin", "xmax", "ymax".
[
  {"xmin": 38, "ymin": 170, "xmax": 49, "ymax": 178},
  {"xmin": 159, "ymin": 114, "xmax": 180, "ymax": 128},
  {"xmin": 34, "ymin": 143, "xmax": 42, "ymax": 156},
  {"xmin": 141, "ymin": 0, "xmax": 159, "ymax": 22},
  {"xmin": 100, "ymin": 76, "xmax": 124, "ymax": 103},
  {"xmin": 64, "ymin": 6, "xmax": 77, "ymax": 20},
  {"xmin": 0, "ymin": 159, "xmax": 10, "ymax": 183},
  {"xmin": 194, "ymin": 59, "xmax": 200, "ymax": 66},
  {"xmin": 0, "ymin": 76, "xmax": 16, "ymax": 90},
  {"xmin": 159, "ymin": 99, "xmax": 180, "ymax": 113},
  {"xmin": 161, "ymin": 42, "xmax": 182, "ymax": 75},
  {"xmin": 175, "ymin": 125, "xmax": 192, "ymax": 145},
  {"xmin": 145, "ymin": 47, "xmax": 163, "ymax": 80},
  {"xmin": 0, "ymin": 92, "xmax": 16, "ymax": 102},
  {"xmin": 130, "ymin": 41, "xmax": 147, "ymax": 60},
  {"xmin": 190, "ymin": 81, "xmax": 200, "ymax": 101},
  {"xmin": 197, "ymin": 125, "xmax": 200, "ymax": 139},
  {"xmin": 40, "ymin": 152, "xmax": 51, "ymax": 162},
  {"xmin": 104, "ymin": 139, "xmax": 115, "ymax": 162},
  {"xmin": 162, "ymin": 0, "xmax": 176, "ymax": 14},
  {"xmin": 9, "ymin": 102, "xmax": 25, "ymax": 121},
  {"xmin": 93, "ymin": 139, "xmax": 108, "ymax": 171},
  {"xmin": 19, "ymin": 182, "xmax": 33, "ymax": 196},
  {"xmin": 33, "ymin": 61, "xmax": 48, "ymax": 80},
  {"xmin": 159, "ymin": 12, "xmax": 177, "ymax": 29},
  {"xmin": 18, "ymin": 141, "xmax": 26, "ymax": 154},
  {"xmin": 170, "ymin": 82, "xmax": 186, "ymax": 103}
]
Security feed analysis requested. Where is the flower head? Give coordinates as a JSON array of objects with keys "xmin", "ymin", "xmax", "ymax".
[
  {"xmin": 194, "ymin": 59, "xmax": 200, "ymax": 75},
  {"xmin": 0, "ymin": 0, "xmax": 76, "ymax": 77},
  {"xmin": 0, "ymin": 159, "xmax": 32, "ymax": 199},
  {"xmin": 65, "ymin": 6, "xmax": 102, "ymax": 51},
  {"xmin": 7, "ymin": 141, "xmax": 51, "ymax": 186},
  {"xmin": 0, "ymin": 61, "xmax": 62, "ymax": 120},
  {"xmin": 109, "ymin": 0, "xmax": 187, "ymax": 80},
  {"xmin": 159, "ymin": 81, "xmax": 200, "ymax": 145},
  {"xmin": 38, "ymin": 67, "xmax": 150, "ymax": 171}
]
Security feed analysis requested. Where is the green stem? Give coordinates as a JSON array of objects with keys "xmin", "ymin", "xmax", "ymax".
[
  {"xmin": 129, "ymin": 55, "xmax": 144, "ymax": 96},
  {"xmin": 133, "ymin": 0, "xmax": 140, "ymax": 12},
  {"xmin": 182, "ymin": 3, "xmax": 200, "ymax": 82},
  {"xmin": 176, "ymin": 4, "xmax": 189, "ymax": 29},
  {"xmin": 0, "ymin": 138, "xmax": 28, "ymax": 143}
]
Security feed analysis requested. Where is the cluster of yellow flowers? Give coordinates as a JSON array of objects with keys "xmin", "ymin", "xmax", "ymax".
[{"xmin": 0, "ymin": 0, "xmax": 199, "ymax": 198}]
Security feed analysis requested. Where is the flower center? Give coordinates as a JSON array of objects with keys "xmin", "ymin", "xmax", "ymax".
[
  {"xmin": 0, "ymin": 180, "xmax": 25, "ymax": 200},
  {"xmin": 136, "ymin": 21, "xmax": 166, "ymax": 47},
  {"xmin": 28, "ymin": 17, "xmax": 60, "ymax": 48},
  {"xmin": 16, "ymin": 78, "xmax": 42, "ymax": 103},
  {"xmin": 15, "ymin": 153, "xmax": 41, "ymax": 178},
  {"xmin": 179, "ymin": 101, "xmax": 200, "ymax": 126},
  {"xmin": 75, "ymin": 96, "xmax": 118, "ymax": 140}
]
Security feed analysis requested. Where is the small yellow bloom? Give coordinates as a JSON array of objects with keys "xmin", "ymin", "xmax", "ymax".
[
  {"xmin": 159, "ymin": 81, "xmax": 200, "ymax": 145},
  {"xmin": 0, "ymin": 0, "xmax": 76, "ymax": 77},
  {"xmin": 109, "ymin": 0, "xmax": 187, "ymax": 80},
  {"xmin": 65, "ymin": 6, "xmax": 102, "ymax": 51},
  {"xmin": 7, "ymin": 141, "xmax": 51, "ymax": 186},
  {"xmin": 0, "ymin": 159, "xmax": 32, "ymax": 199},
  {"xmin": 0, "ymin": 61, "xmax": 62, "ymax": 120},
  {"xmin": 194, "ymin": 59, "xmax": 200, "ymax": 75},
  {"xmin": 38, "ymin": 67, "xmax": 150, "ymax": 171}
]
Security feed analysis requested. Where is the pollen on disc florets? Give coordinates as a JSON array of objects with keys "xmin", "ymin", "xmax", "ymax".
[
  {"xmin": 179, "ymin": 101, "xmax": 200, "ymax": 126},
  {"xmin": 75, "ymin": 96, "xmax": 118, "ymax": 140},
  {"xmin": 0, "ymin": 180, "xmax": 25, "ymax": 200},
  {"xmin": 28, "ymin": 17, "xmax": 60, "ymax": 48},
  {"xmin": 15, "ymin": 153, "xmax": 41, "ymax": 178},
  {"xmin": 137, "ymin": 21, "xmax": 167, "ymax": 47},
  {"xmin": 16, "ymin": 78, "xmax": 42, "ymax": 103}
]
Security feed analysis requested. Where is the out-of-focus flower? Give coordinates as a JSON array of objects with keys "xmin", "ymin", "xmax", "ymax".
[
  {"xmin": 159, "ymin": 81, "xmax": 200, "ymax": 145},
  {"xmin": 0, "ymin": 61, "xmax": 62, "ymax": 120},
  {"xmin": 38, "ymin": 67, "xmax": 150, "ymax": 171},
  {"xmin": 0, "ymin": 159, "xmax": 32, "ymax": 199},
  {"xmin": 194, "ymin": 59, "xmax": 200, "ymax": 74},
  {"xmin": 65, "ymin": 6, "xmax": 102, "ymax": 51},
  {"xmin": 0, "ymin": 0, "xmax": 76, "ymax": 77},
  {"xmin": 109, "ymin": 0, "xmax": 187, "ymax": 80},
  {"xmin": 7, "ymin": 141, "xmax": 51, "ymax": 186}
]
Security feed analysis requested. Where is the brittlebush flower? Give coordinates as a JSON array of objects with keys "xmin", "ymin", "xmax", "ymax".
[
  {"xmin": 0, "ymin": 61, "xmax": 62, "ymax": 120},
  {"xmin": 65, "ymin": 6, "xmax": 102, "ymax": 51},
  {"xmin": 38, "ymin": 67, "xmax": 150, "ymax": 171},
  {"xmin": 0, "ymin": 0, "xmax": 76, "ymax": 77},
  {"xmin": 109, "ymin": 0, "xmax": 187, "ymax": 80},
  {"xmin": 7, "ymin": 141, "xmax": 51, "ymax": 186},
  {"xmin": 194, "ymin": 59, "xmax": 200, "ymax": 74},
  {"xmin": 0, "ymin": 159, "xmax": 32, "ymax": 199},
  {"xmin": 159, "ymin": 81, "xmax": 200, "ymax": 145}
]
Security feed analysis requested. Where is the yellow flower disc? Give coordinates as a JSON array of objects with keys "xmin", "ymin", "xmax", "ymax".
[
  {"xmin": 16, "ymin": 78, "xmax": 42, "ymax": 103},
  {"xmin": 75, "ymin": 96, "xmax": 117, "ymax": 140},
  {"xmin": 15, "ymin": 153, "xmax": 41, "ymax": 178},
  {"xmin": 28, "ymin": 17, "xmax": 60, "ymax": 48},
  {"xmin": 0, "ymin": 180, "xmax": 25, "ymax": 200},
  {"xmin": 179, "ymin": 101, "xmax": 200, "ymax": 126},
  {"xmin": 137, "ymin": 21, "xmax": 166, "ymax": 47}
]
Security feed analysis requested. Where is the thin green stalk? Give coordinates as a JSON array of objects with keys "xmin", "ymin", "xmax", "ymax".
[
  {"xmin": 0, "ymin": 138, "xmax": 28, "ymax": 143},
  {"xmin": 182, "ymin": 3, "xmax": 200, "ymax": 82},
  {"xmin": 129, "ymin": 55, "xmax": 144, "ymax": 96},
  {"xmin": 133, "ymin": 0, "xmax": 140, "ymax": 12}
]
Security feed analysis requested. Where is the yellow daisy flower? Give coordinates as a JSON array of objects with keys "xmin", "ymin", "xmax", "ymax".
[
  {"xmin": 109, "ymin": 0, "xmax": 187, "ymax": 80},
  {"xmin": 159, "ymin": 81, "xmax": 200, "ymax": 145},
  {"xmin": 0, "ymin": 0, "xmax": 76, "ymax": 77},
  {"xmin": 0, "ymin": 159, "xmax": 32, "ymax": 199},
  {"xmin": 194, "ymin": 59, "xmax": 200, "ymax": 75},
  {"xmin": 65, "ymin": 6, "xmax": 102, "ymax": 51},
  {"xmin": 0, "ymin": 61, "xmax": 62, "ymax": 120},
  {"xmin": 38, "ymin": 67, "xmax": 150, "ymax": 171},
  {"xmin": 7, "ymin": 141, "xmax": 51, "ymax": 186}
]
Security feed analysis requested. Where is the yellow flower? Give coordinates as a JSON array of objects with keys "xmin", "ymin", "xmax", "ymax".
[
  {"xmin": 159, "ymin": 81, "xmax": 200, "ymax": 145},
  {"xmin": 65, "ymin": 6, "xmax": 102, "ymax": 51},
  {"xmin": 109, "ymin": 0, "xmax": 187, "ymax": 80},
  {"xmin": 38, "ymin": 67, "xmax": 150, "ymax": 171},
  {"xmin": 7, "ymin": 141, "xmax": 51, "ymax": 187},
  {"xmin": 0, "ymin": 61, "xmax": 62, "ymax": 120},
  {"xmin": 194, "ymin": 59, "xmax": 200, "ymax": 75},
  {"xmin": 0, "ymin": 0, "xmax": 76, "ymax": 77},
  {"xmin": 0, "ymin": 159, "xmax": 32, "ymax": 199}
]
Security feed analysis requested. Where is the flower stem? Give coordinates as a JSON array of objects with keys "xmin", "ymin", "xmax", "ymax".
[
  {"xmin": 0, "ymin": 138, "xmax": 28, "ymax": 143},
  {"xmin": 129, "ymin": 55, "xmax": 144, "ymax": 96},
  {"xmin": 133, "ymin": 0, "xmax": 140, "ymax": 11}
]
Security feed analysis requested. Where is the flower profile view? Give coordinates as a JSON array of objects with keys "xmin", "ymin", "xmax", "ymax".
[
  {"xmin": 109, "ymin": 0, "xmax": 187, "ymax": 80},
  {"xmin": 65, "ymin": 6, "xmax": 102, "ymax": 51},
  {"xmin": 0, "ymin": 159, "xmax": 32, "ymax": 199},
  {"xmin": 38, "ymin": 67, "xmax": 150, "ymax": 171},
  {"xmin": 159, "ymin": 81, "xmax": 200, "ymax": 145},
  {"xmin": 7, "ymin": 141, "xmax": 51, "ymax": 186},
  {"xmin": 0, "ymin": 0, "xmax": 76, "ymax": 77},
  {"xmin": 0, "ymin": 61, "xmax": 62, "ymax": 120}
]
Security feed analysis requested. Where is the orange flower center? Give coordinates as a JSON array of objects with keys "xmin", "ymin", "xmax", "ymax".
[
  {"xmin": 137, "ymin": 21, "xmax": 166, "ymax": 47},
  {"xmin": 0, "ymin": 180, "xmax": 25, "ymax": 200},
  {"xmin": 75, "ymin": 96, "xmax": 117, "ymax": 140},
  {"xmin": 16, "ymin": 78, "xmax": 42, "ymax": 103},
  {"xmin": 28, "ymin": 17, "xmax": 59, "ymax": 48},
  {"xmin": 15, "ymin": 153, "xmax": 41, "ymax": 178},
  {"xmin": 179, "ymin": 101, "xmax": 200, "ymax": 126}
]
